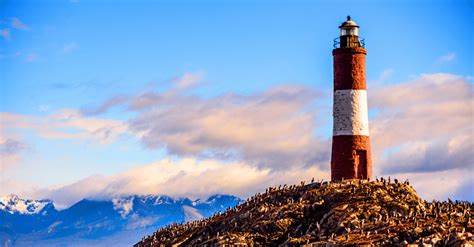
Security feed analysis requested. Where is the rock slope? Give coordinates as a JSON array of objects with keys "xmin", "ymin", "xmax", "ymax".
[{"xmin": 135, "ymin": 178, "xmax": 473, "ymax": 246}]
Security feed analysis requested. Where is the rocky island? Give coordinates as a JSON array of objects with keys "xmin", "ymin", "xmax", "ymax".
[{"xmin": 135, "ymin": 178, "xmax": 473, "ymax": 246}]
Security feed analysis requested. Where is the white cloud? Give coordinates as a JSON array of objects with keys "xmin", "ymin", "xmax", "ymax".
[
  {"xmin": 0, "ymin": 137, "xmax": 27, "ymax": 156},
  {"xmin": 81, "ymin": 74, "xmax": 328, "ymax": 169},
  {"xmin": 62, "ymin": 42, "xmax": 79, "ymax": 53},
  {"xmin": 0, "ymin": 179, "xmax": 30, "ymax": 196},
  {"xmin": 4, "ymin": 72, "xmax": 473, "ymax": 204},
  {"xmin": 80, "ymin": 73, "xmax": 204, "ymax": 115},
  {"xmin": 81, "ymin": 95, "xmax": 130, "ymax": 115},
  {"xmin": 389, "ymin": 168, "xmax": 472, "ymax": 201},
  {"xmin": 62, "ymin": 72, "xmax": 472, "ymax": 203},
  {"xmin": 27, "ymin": 158, "xmax": 329, "ymax": 208},
  {"xmin": 172, "ymin": 72, "xmax": 203, "ymax": 90},
  {"xmin": 1, "ymin": 109, "xmax": 127, "ymax": 144},
  {"xmin": 437, "ymin": 52, "xmax": 456, "ymax": 63},
  {"xmin": 112, "ymin": 197, "xmax": 134, "ymax": 218},
  {"xmin": 0, "ymin": 17, "xmax": 27, "ymax": 41},
  {"xmin": 367, "ymin": 73, "xmax": 473, "ymax": 201},
  {"xmin": 0, "ymin": 134, "xmax": 29, "ymax": 171},
  {"xmin": 183, "ymin": 205, "xmax": 203, "ymax": 221},
  {"xmin": 127, "ymin": 84, "xmax": 327, "ymax": 169},
  {"xmin": 26, "ymin": 53, "xmax": 38, "ymax": 62},
  {"xmin": 369, "ymin": 73, "xmax": 473, "ymax": 175},
  {"xmin": 38, "ymin": 104, "xmax": 51, "ymax": 112},
  {"xmin": 0, "ymin": 29, "xmax": 10, "ymax": 40},
  {"xmin": 371, "ymin": 68, "xmax": 394, "ymax": 85},
  {"xmin": 10, "ymin": 17, "xmax": 29, "ymax": 30}
]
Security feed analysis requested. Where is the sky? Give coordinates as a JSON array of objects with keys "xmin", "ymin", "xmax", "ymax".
[{"xmin": 1, "ymin": 0, "xmax": 473, "ymax": 208}]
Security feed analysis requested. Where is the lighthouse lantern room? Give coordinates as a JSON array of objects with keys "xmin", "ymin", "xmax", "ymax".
[{"xmin": 335, "ymin": 16, "xmax": 364, "ymax": 49}]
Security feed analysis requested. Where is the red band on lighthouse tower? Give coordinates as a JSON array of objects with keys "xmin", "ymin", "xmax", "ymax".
[{"xmin": 331, "ymin": 17, "xmax": 372, "ymax": 181}]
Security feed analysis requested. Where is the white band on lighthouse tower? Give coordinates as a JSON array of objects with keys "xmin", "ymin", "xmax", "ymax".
[{"xmin": 333, "ymin": 89, "xmax": 369, "ymax": 136}]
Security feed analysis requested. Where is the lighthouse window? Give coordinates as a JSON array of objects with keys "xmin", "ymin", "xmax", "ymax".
[{"xmin": 340, "ymin": 28, "xmax": 358, "ymax": 36}]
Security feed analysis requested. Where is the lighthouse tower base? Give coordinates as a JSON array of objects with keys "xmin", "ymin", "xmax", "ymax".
[
  {"xmin": 331, "ymin": 135, "xmax": 371, "ymax": 181},
  {"xmin": 331, "ymin": 47, "xmax": 372, "ymax": 181}
]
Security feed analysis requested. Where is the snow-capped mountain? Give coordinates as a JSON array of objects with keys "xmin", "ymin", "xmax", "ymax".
[
  {"xmin": 0, "ymin": 195, "xmax": 56, "ymax": 215},
  {"xmin": 0, "ymin": 194, "xmax": 242, "ymax": 247}
]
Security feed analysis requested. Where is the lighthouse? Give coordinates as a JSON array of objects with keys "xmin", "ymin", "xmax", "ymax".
[{"xmin": 331, "ymin": 16, "xmax": 372, "ymax": 181}]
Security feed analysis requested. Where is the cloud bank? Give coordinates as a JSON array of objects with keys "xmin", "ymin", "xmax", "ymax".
[
  {"xmin": 31, "ymin": 158, "xmax": 328, "ymax": 209},
  {"xmin": 2, "ymin": 72, "xmax": 473, "ymax": 205},
  {"xmin": 1, "ymin": 109, "xmax": 127, "ymax": 144},
  {"xmin": 0, "ymin": 17, "xmax": 29, "ymax": 41},
  {"xmin": 0, "ymin": 135, "xmax": 29, "ymax": 171},
  {"xmin": 369, "ymin": 74, "xmax": 473, "ymax": 172},
  {"xmin": 437, "ymin": 52, "xmax": 456, "ymax": 63},
  {"xmin": 128, "ymin": 85, "xmax": 327, "ymax": 169}
]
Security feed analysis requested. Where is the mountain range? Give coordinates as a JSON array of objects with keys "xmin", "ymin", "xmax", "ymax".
[{"xmin": 0, "ymin": 194, "xmax": 242, "ymax": 246}]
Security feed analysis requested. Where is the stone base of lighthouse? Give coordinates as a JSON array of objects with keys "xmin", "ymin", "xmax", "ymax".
[{"xmin": 331, "ymin": 135, "xmax": 372, "ymax": 181}]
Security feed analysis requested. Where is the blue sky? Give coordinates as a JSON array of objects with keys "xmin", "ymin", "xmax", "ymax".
[{"xmin": 1, "ymin": 0, "xmax": 473, "ymax": 207}]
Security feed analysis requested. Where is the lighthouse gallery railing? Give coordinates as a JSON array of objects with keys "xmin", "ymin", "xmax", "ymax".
[{"xmin": 333, "ymin": 37, "xmax": 365, "ymax": 48}]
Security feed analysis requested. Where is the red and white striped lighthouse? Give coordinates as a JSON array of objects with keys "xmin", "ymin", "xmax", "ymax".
[{"xmin": 331, "ymin": 16, "xmax": 372, "ymax": 181}]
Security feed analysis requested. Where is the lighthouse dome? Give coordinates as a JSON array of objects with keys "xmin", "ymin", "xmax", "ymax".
[{"xmin": 339, "ymin": 16, "xmax": 359, "ymax": 28}]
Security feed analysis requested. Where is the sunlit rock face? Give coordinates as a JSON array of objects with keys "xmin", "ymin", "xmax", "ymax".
[{"xmin": 135, "ymin": 179, "xmax": 473, "ymax": 246}]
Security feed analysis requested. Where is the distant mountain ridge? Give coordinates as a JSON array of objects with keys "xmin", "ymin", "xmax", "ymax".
[
  {"xmin": 0, "ymin": 195, "xmax": 55, "ymax": 215},
  {"xmin": 0, "ymin": 194, "xmax": 242, "ymax": 246}
]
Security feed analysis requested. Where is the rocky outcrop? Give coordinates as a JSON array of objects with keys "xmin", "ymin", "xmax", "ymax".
[{"xmin": 135, "ymin": 178, "xmax": 473, "ymax": 246}]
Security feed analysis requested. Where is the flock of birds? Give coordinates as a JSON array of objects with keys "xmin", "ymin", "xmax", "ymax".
[{"xmin": 135, "ymin": 177, "xmax": 473, "ymax": 246}]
